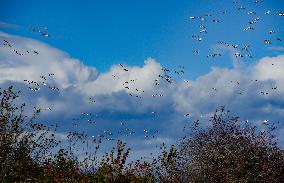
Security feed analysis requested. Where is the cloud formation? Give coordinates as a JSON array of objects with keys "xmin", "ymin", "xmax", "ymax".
[
  {"xmin": 1, "ymin": 32, "xmax": 284, "ymax": 157},
  {"xmin": 81, "ymin": 58, "xmax": 162, "ymax": 96},
  {"xmin": 0, "ymin": 32, "xmax": 97, "ymax": 89},
  {"xmin": 173, "ymin": 60, "xmax": 284, "ymax": 122},
  {"xmin": 0, "ymin": 21, "xmax": 20, "ymax": 30}
]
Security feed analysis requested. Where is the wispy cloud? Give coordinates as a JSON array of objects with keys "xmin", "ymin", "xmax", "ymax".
[
  {"xmin": 268, "ymin": 46, "xmax": 284, "ymax": 52},
  {"xmin": 0, "ymin": 21, "xmax": 20, "ymax": 30}
]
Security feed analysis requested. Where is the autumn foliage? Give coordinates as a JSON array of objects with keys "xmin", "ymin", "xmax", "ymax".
[
  {"xmin": 153, "ymin": 107, "xmax": 284, "ymax": 182},
  {"xmin": 0, "ymin": 87, "xmax": 284, "ymax": 182}
]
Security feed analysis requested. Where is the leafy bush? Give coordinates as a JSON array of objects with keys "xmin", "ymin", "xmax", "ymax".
[
  {"xmin": 1, "ymin": 87, "xmax": 284, "ymax": 182},
  {"xmin": 0, "ymin": 86, "xmax": 154, "ymax": 182},
  {"xmin": 154, "ymin": 107, "xmax": 284, "ymax": 182},
  {"xmin": 90, "ymin": 140, "xmax": 154, "ymax": 183}
]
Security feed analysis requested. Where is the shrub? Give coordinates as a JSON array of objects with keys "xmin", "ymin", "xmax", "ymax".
[{"xmin": 154, "ymin": 107, "xmax": 284, "ymax": 182}]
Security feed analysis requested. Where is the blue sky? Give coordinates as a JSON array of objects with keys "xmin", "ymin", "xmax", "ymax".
[
  {"xmin": 1, "ymin": 0, "xmax": 284, "ymax": 159},
  {"xmin": 1, "ymin": 0, "xmax": 283, "ymax": 78}
]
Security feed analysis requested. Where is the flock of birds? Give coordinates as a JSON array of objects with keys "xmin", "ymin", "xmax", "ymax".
[
  {"xmin": 1, "ymin": 1, "xmax": 283, "ymax": 155},
  {"xmin": 189, "ymin": 0, "xmax": 282, "ymax": 61},
  {"xmin": 3, "ymin": 39, "xmax": 39, "ymax": 56},
  {"xmin": 29, "ymin": 26, "xmax": 51, "ymax": 38},
  {"xmin": 23, "ymin": 73, "xmax": 59, "ymax": 92}
]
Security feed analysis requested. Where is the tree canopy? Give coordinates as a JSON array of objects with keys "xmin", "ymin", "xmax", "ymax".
[{"xmin": 1, "ymin": 87, "xmax": 284, "ymax": 182}]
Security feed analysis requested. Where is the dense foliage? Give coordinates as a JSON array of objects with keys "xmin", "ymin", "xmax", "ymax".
[
  {"xmin": 153, "ymin": 107, "xmax": 284, "ymax": 182},
  {"xmin": 0, "ymin": 87, "xmax": 283, "ymax": 182}
]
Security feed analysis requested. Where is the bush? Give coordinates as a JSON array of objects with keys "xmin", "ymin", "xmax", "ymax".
[
  {"xmin": 0, "ymin": 86, "xmax": 44, "ymax": 181},
  {"xmin": 1, "ymin": 87, "xmax": 284, "ymax": 182},
  {"xmin": 154, "ymin": 107, "xmax": 284, "ymax": 182},
  {"xmin": 90, "ymin": 140, "xmax": 154, "ymax": 183},
  {"xmin": 0, "ymin": 86, "xmax": 154, "ymax": 182}
]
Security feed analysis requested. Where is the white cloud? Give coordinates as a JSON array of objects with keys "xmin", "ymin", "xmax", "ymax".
[
  {"xmin": 0, "ymin": 31, "xmax": 97, "ymax": 89},
  {"xmin": 172, "ymin": 67, "xmax": 245, "ymax": 114},
  {"xmin": 252, "ymin": 55, "xmax": 284, "ymax": 94},
  {"xmin": 1, "ymin": 31, "xmax": 284, "ymax": 122},
  {"xmin": 1, "ymin": 32, "xmax": 284, "ymax": 155},
  {"xmin": 172, "ymin": 55, "xmax": 284, "ymax": 123},
  {"xmin": 81, "ymin": 58, "xmax": 162, "ymax": 96},
  {"xmin": 0, "ymin": 31, "xmax": 164, "ymax": 98}
]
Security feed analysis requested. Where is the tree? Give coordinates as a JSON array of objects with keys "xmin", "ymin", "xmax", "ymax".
[
  {"xmin": 3, "ymin": 85, "xmax": 283, "ymax": 182},
  {"xmin": 154, "ymin": 107, "xmax": 284, "ymax": 183},
  {"xmin": 0, "ymin": 86, "xmax": 154, "ymax": 182},
  {"xmin": 90, "ymin": 140, "xmax": 154, "ymax": 183},
  {"xmin": 0, "ymin": 86, "xmax": 58, "ymax": 181}
]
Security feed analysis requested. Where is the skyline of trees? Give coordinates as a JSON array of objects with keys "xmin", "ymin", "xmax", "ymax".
[{"xmin": 0, "ymin": 86, "xmax": 283, "ymax": 182}]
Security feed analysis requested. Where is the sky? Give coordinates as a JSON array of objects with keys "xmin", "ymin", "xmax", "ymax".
[
  {"xmin": 0, "ymin": 0, "xmax": 284, "ymax": 160},
  {"xmin": 1, "ymin": 0, "xmax": 284, "ymax": 77}
]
